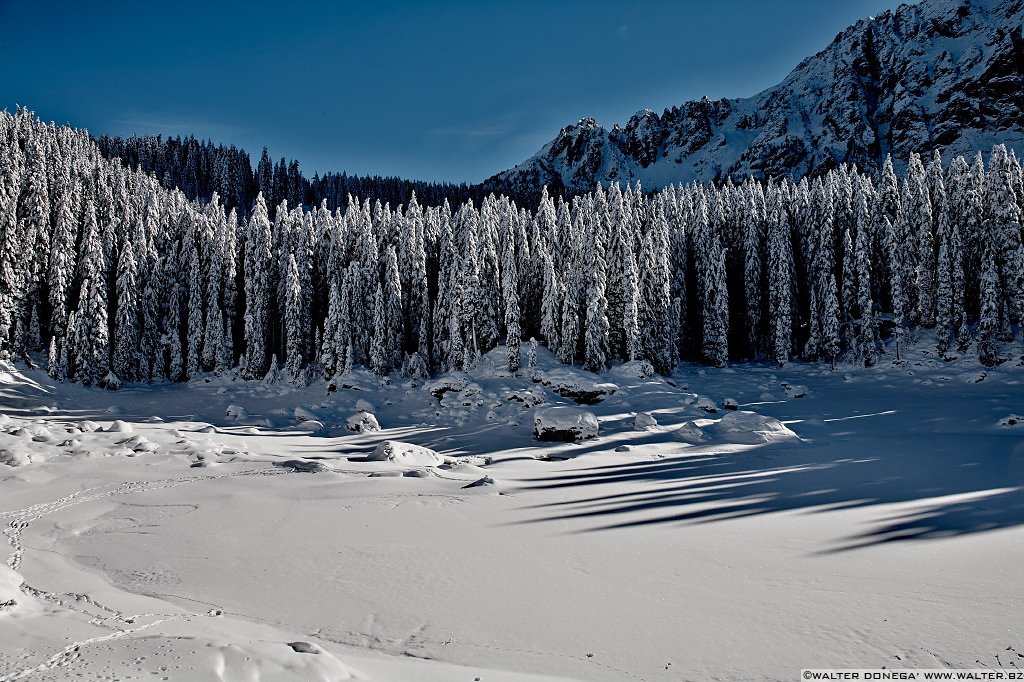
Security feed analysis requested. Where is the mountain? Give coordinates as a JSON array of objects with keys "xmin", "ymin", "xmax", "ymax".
[{"xmin": 487, "ymin": 0, "xmax": 1024, "ymax": 192}]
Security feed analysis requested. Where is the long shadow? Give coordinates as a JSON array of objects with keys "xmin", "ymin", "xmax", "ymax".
[{"xmin": 514, "ymin": 430, "xmax": 1024, "ymax": 551}]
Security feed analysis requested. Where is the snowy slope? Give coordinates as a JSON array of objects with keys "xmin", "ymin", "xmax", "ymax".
[
  {"xmin": 1, "ymin": 342, "xmax": 1023, "ymax": 680},
  {"xmin": 488, "ymin": 0, "xmax": 1024, "ymax": 191}
]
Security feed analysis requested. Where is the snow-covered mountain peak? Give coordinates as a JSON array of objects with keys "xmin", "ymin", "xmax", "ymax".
[{"xmin": 488, "ymin": 0, "xmax": 1024, "ymax": 192}]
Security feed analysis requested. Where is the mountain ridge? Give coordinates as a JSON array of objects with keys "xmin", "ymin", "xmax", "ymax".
[{"xmin": 486, "ymin": 0, "xmax": 1024, "ymax": 192}]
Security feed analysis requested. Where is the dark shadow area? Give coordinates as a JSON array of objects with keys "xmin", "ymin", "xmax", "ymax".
[{"xmin": 515, "ymin": 432, "xmax": 1024, "ymax": 552}]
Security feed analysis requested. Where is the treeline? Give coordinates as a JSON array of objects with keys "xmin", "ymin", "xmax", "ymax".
[
  {"xmin": 1, "ymin": 108, "xmax": 1022, "ymax": 389},
  {"xmin": 94, "ymin": 133, "xmax": 548, "ymax": 217}
]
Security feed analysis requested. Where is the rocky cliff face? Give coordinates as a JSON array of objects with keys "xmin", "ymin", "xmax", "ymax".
[{"xmin": 488, "ymin": 0, "xmax": 1024, "ymax": 192}]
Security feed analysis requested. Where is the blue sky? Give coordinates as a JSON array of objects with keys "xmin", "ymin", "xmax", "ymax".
[{"xmin": 0, "ymin": 0, "xmax": 903, "ymax": 182}]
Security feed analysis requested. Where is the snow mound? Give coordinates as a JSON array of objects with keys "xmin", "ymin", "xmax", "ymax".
[
  {"xmin": 103, "ymin": 419, "xmax": 133, "ymax": 433},
  {"xmin": 225, "ymin": 404, "xmax": 249, "ymax": 419},
  {"xmin": 539, "ymin": 370, "xmax": 617, "ymax": 405},
  {"xmin": 722, "ymin": 398, "xmax": 739, "ymax": 410},
  {"xmin": 704, "ymin": 411, "xmax": 799, "ymax": 444},
  {"xmin": 463, "ymin": 476, "xmax": 496, "ymax": 488},
  {"xmin": 274, "ymin": 459, "xmax": 332, "ymax": 473},
  {"xmin": 534, "ymin": 406, "xmax": 599, "ymax": 441},
  {"xmin": 346, "ymin": 411, "xmax": 380, "ymax": 433},
  {"xmin": 296, "ymin": 420, "xmax": 325, "ymax": 433},
  {"xmin": 368, "ymin": 440, "xmax": 444, "ymax": 467},
  {"xmin": 782, "ymin": 383, "xmax": 808, "ymax": 398},
  {"xmin": 634, "ymin": 412, "xmax": 658, "ymax": 429},
  {"xmin": 293, "ymin": 407, "xmax": 319, "ymax": 422},
  {"xmin": 0, "ymin": 447, "xmax": 30, "ymax": 467},
  {"xmin": 0, "ymin": 565, "xmax": 22, "ymax": 615}
]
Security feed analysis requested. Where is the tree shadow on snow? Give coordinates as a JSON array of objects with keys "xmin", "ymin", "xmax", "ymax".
[{"xmin": 514, "ymin": 431, "xmax": 1024, "ymax": 552}]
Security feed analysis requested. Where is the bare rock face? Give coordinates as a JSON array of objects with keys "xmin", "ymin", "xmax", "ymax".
[{"xmin": 487, "ymin": 0, "xmax": 1024, "ymax": 192}]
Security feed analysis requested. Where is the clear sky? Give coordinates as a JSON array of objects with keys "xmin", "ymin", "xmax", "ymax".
[{"xmin": 0, "ymin": 0, "xmax": 905, "ymax": 183}]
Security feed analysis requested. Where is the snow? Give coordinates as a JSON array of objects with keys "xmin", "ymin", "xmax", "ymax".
[
  {"xmin": 346, "ymin": 410, "xmax": 381, "ymax": 433},
  {"xmin": 367, "ymin": 440, "xmax": 445, "ymax": 467},
  {"xmin": 0, "ymin": 345, "xmax": 1023, "ymax": 681},
  {"xmin": 533, "ymin": 406, "xmax": 600, "ymax": 441}
]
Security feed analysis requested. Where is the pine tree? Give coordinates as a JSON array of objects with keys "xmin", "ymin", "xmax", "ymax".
[
  {"xmin": 284, "ymin": 253, "xmax": 305, "ymax": 380},
  {"xmin": 977, "ymin": 221, "xmax": 1001, "ymax": 367},
  {"xmin": 853, "ymin": 180, "xmax": 878, "ymax": 365},
  {"xmin": 638, "ymin": 195, "xmax": 673, "ymax": 373},
  {"xmin": 243, "ymin": 193, "xmax": 273, "ymax": 378},
  {"xmin": 539, "ymin": 250, "xmax": 561, "ymax": 353},
  {"xmin": 502, "ymin": 211, "xmax": 522, "ymax": 373},
  {"xmin": 112, "ymin": 238, "xmax": 139, "ymax": 381},
  {"xmin": 766, "ymin": 187, "xmax": 793, "ymax": 366},
  {"xmin": 583, "ymin": 189, "xmax": 611, "ymax": 372},
  {"xmin": 381, "ymin": 244, "xmax": 403, "ymax": 373},
  {"xmin": 370, "ymin": 283, "xmax": 388, "ymax": 375}
]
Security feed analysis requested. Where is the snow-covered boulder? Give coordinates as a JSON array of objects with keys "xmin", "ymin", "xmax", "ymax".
[
  {"xmin": 368, "ymin": 440, "xmax": 444, "ymax": 467},
  {"xmin": 722, "ymin": 398, "xmax": 739, "ymax": 410},
  {"xmin": 634, "ymin": 412, "xmax": 658, "ymax": 429},
  {"xmin": 695, "ymin": 396, "xmax": 718, "ymax": 413},
  {"xmin": 539, "ymin": 370, "xmax": 617, "ymax": 405},
  {"xmin": 294, "ymin": 407, "xmax": 319, "ymax": 422},
  {"xmin": 782, "ymin": 383, "xmax": 808, "ymax": 398},
  {"xmin": 424, "ymin": 373, "xmax": 472, "ymax": 400},
  {"xmin": 610, "ymin": 360, "xmax": 656, "ymax": 380},
  {"xmin": 346, "ymin": 411, "xmax": 380, "ymax": 433},
  {"xmin": 533, "ymin": 406, "xmax": 599, "ymax": 441},
  {"xmin": 704, "ymin": 411, "xmax": 798, "ymax": 444},
  {"xmin": 225, "ymin": 404, "xmax": 249, "ymax": 420}
]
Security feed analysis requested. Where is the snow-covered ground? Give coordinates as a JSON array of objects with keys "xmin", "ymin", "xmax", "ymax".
[{"xmin": 1, "ymin": 343, "xmax": 1022, "ymax": 681}]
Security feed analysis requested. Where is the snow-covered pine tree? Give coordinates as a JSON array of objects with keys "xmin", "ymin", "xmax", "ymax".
[
  {"xmin": 987, "ymin": 145, "xmax": 1024, "ymax": 326},
  {"xmin": 501, "ymin": 209, "xmax": 522, "ymax": 373},
  {"xmin": 382, "ymin": 244, "xmax": 403, "ymax": 374},
  {"xmin": 943, "ymin": 156, "xmax": 975, "ymax": 352},
  {"xmin": 284, "ymin": 252, "xmax": 305, "ymax": 380},
  {"xmin": 852, "ymin": 178, "xmax": 878, "ymax": 365},
  {"xmin": 639, "ymin": 194, "xmax": 674, "ymax": 373},
  {"xmin": 742, "ymin": 182, "xmax": 766, "ymax": 357},
  {"xmin": 583, "ymin": 188, "xmax": 611, "ymax": 372},
  {"xmin": 695, "ymin": 188, "xmax": 729, "ymax": 367},
  {"xmin": 766, "ymin": 185, "xmax": 793, "ymax": 367},
  {"xmin": 185, "ymin": 235, "xmax": 205, "ymax": 379},
  {"xmin": 243, "ymin": 193, "xmax": 273, "ymax": 378},
  {"xmin": 977, "ymin": 218, "xmax": 1001, "ymax": 367},
  {"xmin": 882, "ymin": 215, "xmax": 908, "ymax": 362},
  {"xmin": 605, "ymin": 183, "xmax": 641, "ymax": 360},
  {"xmin": 48, "ymin": 169, "xmax": 79, "ymax": 339},
  {"xmin": 112, "ymin": 237, "xmax": 139, "ymax": 382},
  {"xmin": 74, "ymin": 194, "xmax": 110, "ymax": 385},
  {"xmin": 539, "ymin": 249, "xmax": 561, "ymax": 354},
  {"xmin": 905, "ymin": 153, "xmax": 936, "ymax": 328}
]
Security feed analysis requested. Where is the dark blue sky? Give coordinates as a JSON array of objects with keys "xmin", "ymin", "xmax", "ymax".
[{"xmin": 1, "ymin": 0, "xmax": 903, "ymax": 183}]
